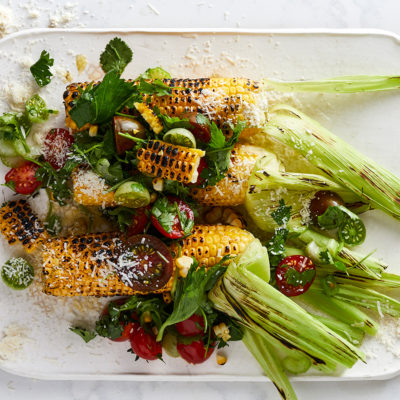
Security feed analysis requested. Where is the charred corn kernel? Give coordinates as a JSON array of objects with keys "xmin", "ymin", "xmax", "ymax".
[
  {"xmin": 0, "ymin": 200, "xmax": 49, "ymax": 253},
  {"xmin": 134, "ymin": 102, "xmax": 163, "ymax": 134},
  {"xmin": 190, "ymin": 145, "xmax": 260, "ymax": 206},
  {"xmin": 216, "ymin": 353, "xmax": 228, "ymax": 366},
  {"xmin": 163, "ymin": 292, "xmax": 172, "ymax": 304},
  {"xmin": 152, "ymin": 178, "xmax": 164, "ymax": 192},
  {"xmin": 42, "ymin": 232, "xmax": 174, "ymax": 297},
  {"xmin": 175, "ymin": 255, "xmax": 194, "ymax": 277},
  {"xmin": 137, "ymin": 140, "xmax": 205, "ymax": 184},
  {"xmin": 171, "ymin": 224, "xmax": 254, "ymax": 268},
  {"xmin": 142, "ymin": 311, "xmax": 152, "ymax": 323},
  {"xmin": 213, "ymin": 322, "xmax": 231, "ymax": 342},
  {"xmin": 72, "ymin": 168, "xmax": 117, "ymax": 207},
  {"xmin": 63, "ymin": 78, "xmax": 264, "ymax": 133}
]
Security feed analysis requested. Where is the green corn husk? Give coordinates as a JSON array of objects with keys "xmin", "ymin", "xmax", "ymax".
[
  {"xmin": 243, "ymin": 329, "xmax": 298, "ymax": 400},
  {"xmin": 262, "ymin": 75, "xmax": 400, "ymax": 93},
  {"xmin": 264, "ymin": 104, "xmax": 400, "ymax": 221},
  {"xmin": 210, "ymin": 261, "xmax": 365, "ymax": 369},
  {"xmin": 298, "ymin": 229, "xmax": 386, "ymax": 278},
  {"xmin": 301, "ymin": 289, "xmax": 379, "ymax": 336},
  {"xmin": 312, "ymin": 315, "xmax": 365, "ymax": 346}
]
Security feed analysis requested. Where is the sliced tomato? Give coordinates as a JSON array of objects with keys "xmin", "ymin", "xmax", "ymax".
[
  {"xmin": 181, "ymin": 112, "xmax": 211, "ymax": 143},
  {"xmin": 43, "ymin": 128, "xmax": 75, "ymax": 170},
  {"xmin": 151, "ymin": 196, "xmax": 194, "ymax": 239},
  {"xmin": 275, "ymin": 255, "xmax": 316, "ymax": 297},
  {"xmin": 127, "ymin": 206, "xmax": 150, "ymax": 236},
  {"xmin": 176, "ymin": 314, "xmax": 205, "ymax": 337},
  {"xmin": 116, "ymin": 234, "xmax": 174, "ymax": 293},
  {"xmin": 194, "ymin": 157, "xmax": 208, "ymax": 186},
  {"xmin": 5, "ymin": 161, "xmax": 41, "ymax": 194},
  {"xmin": 177, "ymin": 339, "xmax": 214, "ymax": 364},
  {"xmin": 129, "ymin": 323, "xmax": 162, "ymax": 361}
]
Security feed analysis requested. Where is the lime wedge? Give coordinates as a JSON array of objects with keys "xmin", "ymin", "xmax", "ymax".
[
  {"xmin": 115, "ymin": 181, "xmax": 151, "ymax": 208},
  {"xmin": 1, "ymin": 257, "xmax": 34, "ymax": 290},
  {"xmin": 163, "ymin": 128, "xmax": 196, "ymax": 148}
]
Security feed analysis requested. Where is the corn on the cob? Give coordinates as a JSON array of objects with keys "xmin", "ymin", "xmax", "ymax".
[
  {"xmin": 72, "ymin": 168, "xmax": 116, "ymax": 207},
  {"xmin": 63, "ymin": 78, "xmax": 265, "ymax": 133},
  {"xmin": 0, "ymin": 200, "xmax": 49, "ymax": 253},
  {"xmin": 134, "ymin": 102, "xmax": 163, "ymax": 134},
  {"xmin": 42, "ymin": 232, "xmax": 173, "ymax": 296},
  {"xmin": 190, "ymin": 145, "xmax": 261, "ymax": 206},
  {"xmin": 171, "ymin": 224, "xmax": 254, "ymax": 268},
  {"xmin": 137, "ymin": 140, "xmax": 205, "ymax": 184}
]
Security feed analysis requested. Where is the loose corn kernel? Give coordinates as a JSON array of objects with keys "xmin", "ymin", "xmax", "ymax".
[
  {"xmin": 143, "ymin": 311, "xmax": 152, "ymax": 323},
  {"xmin": 176, "ymin": 255, "xmax": 193, "ymax": 277},
  {"xmin": 216, "ymin": 353, "xmax": 227, "ymax": 366},
  {"xmin": 89, "ymin": 125, "xmax": 98, "ymax": 136},
  {"xmin": 134, "ymin": 102, "xmax": 163, "ymax": 134},
  {"xmin": 213, "ymin": 322, "xmax": 231, "ymax": 342},
  {"xmin": 152, "ymin": 178, "xmax": 164, "ymax": 192}
]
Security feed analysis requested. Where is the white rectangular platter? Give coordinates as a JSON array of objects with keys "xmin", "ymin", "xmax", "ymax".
[{"xmin": 1, "ymin": 28, "xmax": 400, "ymax": 382}]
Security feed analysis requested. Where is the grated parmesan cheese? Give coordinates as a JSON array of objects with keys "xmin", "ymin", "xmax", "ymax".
[{"xmin": 0, "ymin": 324, "xmax": 28, "ymax": 361}]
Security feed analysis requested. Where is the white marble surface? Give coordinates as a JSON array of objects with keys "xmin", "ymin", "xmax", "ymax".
[{"xmin": 1, "ymin": 0, "xmax": 400, "ymax": 398}]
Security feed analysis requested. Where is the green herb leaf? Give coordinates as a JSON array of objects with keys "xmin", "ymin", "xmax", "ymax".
[
  {"xmin": 175, "ymin": 202, "xmax": 194, "ymax": 236},
  {"xmin": 95, "ymin": 314, "xmax": 124, "ymax": 340},
  {"xmin": 69, "ymin": 71, "xmax": 138, "ymax": 128},
  {"xmin": 333, "ymin": 260, "xmax": 347, "ymax": 272},
  {"xmin": 319, "ymin": 250, "xmax": 332, "ymax": 264},
  {"xmin": 284, "ymin": 267, "xmax": 315, "ymax": 287},
  {"xmin": 100, "ymin": 37, "xmax": 133, "ymax": 75},
  {"xmin": 2, "ymin": 181, "xmax": 15, "ymax": 191},
  {"xmin": 271, "ymin": 199, "xmax": 292, "ymax": 226},
  {"xmin": 30, "ymin": 50, "xmax": 54, "ymax": 87},
  {"xmin": 163, "ymin": 180, "xmax": 191, "ymax": 200},
  {"xmin": 69, "ymin": 327, "xmax": 97, "ymax": 343},
  {"xmin": 136, "ymin": 78, "xmax": 172, "ymax": 97},
  {"xmin": 151, "ymin": 196, "xmax": 177, "ymax": 233},
  {"xmin": 157, "ymin": 258, "xmax": 228, "ymax": 340},
  {"xmin": 318, "ymin": 206, "xmax": 346, "ymax": 230},
  {"xmin": 208, "ymin": 122, "xmax": 226, "ymax": 149},
  {"xmin": 45, "ymin": 214, "xmax": 62, "ymax": 236},
  {"xmin": 153, "ymin": 108, "xmax": 191, "ymax": 131},
  {"xmin": 267, "ymin": 227, "xmax": 288, "ymax": 267},
  {"xmin": 107, "ymin": 206, "xmax": 137, "ymax": 232}
]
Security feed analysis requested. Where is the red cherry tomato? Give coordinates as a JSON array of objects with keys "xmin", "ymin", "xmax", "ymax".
[
  {"xmin": 151, "ymin": 196, "xmax": 194, "ymax": 239},
  {"xmin": 129, "ymin": 323, "xmax": 162, "ymax": 361},
  {"xmin": 127, "ymin": 206, "xmax": 150, "ymax": 236},
  {"xmin": 176, "ymin": 314, "xmax": 205, "ymax": 337},
  {"xmin": 177, "ymin": 339, "xmax": 214, "ymax": 364},
  {"xmin": 116, "ymin": 234, "xmax": 174, "ymax": 293},
  {"xmin": 5, "ymin": 161, "xmax": 41, "ymax": 194},
  {"xmin": 100, "ymin": 298, "xmax": 136, "ymax": 342},
  {"xmin": 194, "ymin": 157, "xmax": 208, "ymax": 186},
  {"xmin": 181, "ymin": 112, "xmax": 211, "ymax": 143},
  {"xmin": 275, "ymin": 255, "xmax": 316, "ymax": 297},
  {"xmin": 43, "ymin": 128, "xmax": 74, "ymax": 170}
]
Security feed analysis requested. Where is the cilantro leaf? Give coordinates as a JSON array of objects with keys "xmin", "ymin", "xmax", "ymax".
[
  {"xmin": 176, "ymin": 202, "xmax": 194, "ymax": 236},
  {"xmin": 95, "ymin": 314, "xmax": 124, "ymax": 340},
  {"xmin": 100, "ymin": 37, "xmax": 133, "ymax": 75},
  {"xmin": 271, "ymin": 199, "xmax": 292, "ymax": 226},
  {"xmin": 157, "ymin": 258, "xmax": 227, "ymax": 340},
  {"xmin": 153, "ymin": 107, "xmax": 191, "ymax": 131},
  {"xmin": 163, "ymin": 180, "xmax": 191, "ymax": 200},
  {"xmin": 30, "ymin": 50, "xmax": 54, "ymax": 87},
  {"xmin": 69, "ymin": 327, "xmax": 96, "ymax": 343},
  {"xmin": 319, "ymin": 250, "xmax": 332, "ymax": 264},
  {"xmin": 208, "ymin": 122, "xmax": 226, "ymax": 149},
  {"xmin": 136, "ymin": 78, "xmax": 172, "ymax": 97},
  {"xmin": 284, "ymin": 267, "xmax": 315, "ymax": 287},
  {"xmin": 151, "ymin": 196, "xmax": 176, "ymax": 233},
  {"xmin": 69, "ymin": 71, "xmax": 138, "ymax": 128},
  {"xmin": 317, "ymin": 206, "xmax": 346, "ymax": 230},
  {"xmin": 107, "ymin": 206, "xmax": 137, "ymax": 232},
  {"xmin": 267, "ymin": 227, "xmax": 288, "ymax": 267}
]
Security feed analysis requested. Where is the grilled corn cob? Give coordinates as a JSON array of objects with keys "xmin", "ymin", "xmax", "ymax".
[
  {"xmin": 191, "ymin": 145, "xmax": 265, "ymax": 206},
  {"xmin": 171, "ymin": 224, "xmax": 254, "ymax": 268},
  {"xmin": 42, "ymin": 232, "xmax": 173, "ymax": 296},
  {"xmin": 0, "ymin": 199, "xmax": 49, "ymax": 253},
  {"xmin": 63, "ymin": 78, "xmax": 265, "ymax": 133},
  {"xmin": 134, "ymin": 102, "xmax": 163, "ymax": 134},
  {"xmin": 72, "ymin": 168, "xmax": 116, "ymax": 207},
  {"xmin": 137, "ymin": 140, "xmax": 205, "ymax": 184}
]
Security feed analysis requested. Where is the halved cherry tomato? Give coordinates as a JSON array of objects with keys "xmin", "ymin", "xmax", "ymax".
[
  {"xmin": 275, "ymin": 255, "xmax": 316, "ymax": 297},
  {"xmin": 176, "ymin": 314, "xmax": 205, "ymax": 337},
  {"xmin": 194, "ymin": 157, "xmax": 208, "ymax": 186},
  {"xmin": 100, "ymin": 298, "xmax": 137, "ymax": 342},
  {"xmin": 5, "ymin": 161, "xmax": 41, "ymax": 194},
  {"xmin": 129, "ymin": 323, "xmax": 162, "ymax": 361},
  {"xmin": 43, "ymin": 128, "xmax": 75, "ymax": 170},
  {"xmin": 116, "ymin": 234, "xmax": 174, "ymax": 293},
  {"xmin": 127, "ymin": 206, "xmax": 150, "ymax": 236},
  {"xmin": 177, "ymin": 339, "xmax": 214, "ymax": 364},
  {"xmin": 151, "ymin": 196, "xmax": 194, "ymax": 239},
  {"xmin": 181, "ymin": 112, "xmax": 211, "ymax": 143}
]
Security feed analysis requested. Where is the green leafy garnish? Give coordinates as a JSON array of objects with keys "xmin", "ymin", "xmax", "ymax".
[
  {"xmin": 157, "ymin": 258, "xmax": 228, "ymax": 340},
  {"xmin": 45, "ymin": 213, "xmax": 62, "ymax": 236},
  {"xmin": 69, "ymin": 71, "xmax": 138, "ymax": 128},
  {"xmin": 100, "ymin": 37, "xmax": 133, "ymax": 75},
  {"xmin": 30, "ymin": 50, "xmax": 54, "ymax": 87},
  {"xmin": 318, "ymin": 206, "xmax": 346, "ymax": 230},
  {"xmin": 319, "ymin": 250, "xmax": 331, "ymax": 264},
  {"xmin": 69, "ymin": 327, "xmax": 97, "ymax": 343},
  {"xmin": 151, "ymin": 196, "xmax": 177, "ymax": 234},
  {"xmin": 271, "ymin": 199, "xmax": 292, "ymax": 226},
  {"xmin": 107, "ymin": 206, "xmax": 138, "ymax": 232},
  {"xmin": 267, "ymin": 227, "xmax": 289, "ymax": 268},
  {"xmin": 200, "ymin": 118, "xmax": 246, "ymax": 186},
  {"xmin": 136, "ymin": 78, "xmax": 172, "ymax": 97},
  {"xmin": 333, "ymin": 260, "xmax": 347, "ymax": 272},
  {"xmin": 163, "ymin": 180, "xmax": 191, "ymax": 200},
  {"xmin": 284, "ymin": 267, "xmax": 315, "ymax": 287},
  {"xmin": 154, "ymin": 108, "xmax": 191, "ymax": 131},
  {"xmin": 175, "ymin": 202, "xmax": 194, "ymax": 236}
]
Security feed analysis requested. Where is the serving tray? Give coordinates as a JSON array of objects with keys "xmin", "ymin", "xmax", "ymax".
[{"xmin": 1, "ymin": 28, "xmax": 400, "ymax": 381}]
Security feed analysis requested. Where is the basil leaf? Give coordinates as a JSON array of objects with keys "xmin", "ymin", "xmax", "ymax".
[{"xmin": 30, "ymin": 50, "xmax": 54, "ymax": 87}]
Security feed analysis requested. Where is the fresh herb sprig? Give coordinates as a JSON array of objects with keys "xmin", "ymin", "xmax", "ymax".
[{"xmin": 30, "ymin": 50, "xmax": 54, "ymax": 87}]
